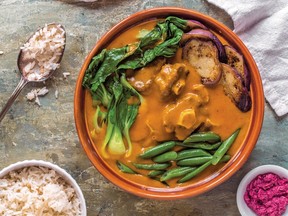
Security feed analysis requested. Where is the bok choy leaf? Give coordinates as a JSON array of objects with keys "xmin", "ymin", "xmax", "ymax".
[{"xmin": 83, "ymin": 16, "xmax": 190, "ymax": 158}]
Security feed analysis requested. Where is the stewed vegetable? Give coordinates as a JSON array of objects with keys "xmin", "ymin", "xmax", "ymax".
[
  {"xmin": 117, "ymin": 130, "xmax": 238, "ymax": 184},
  {"xmin": 83, "ymin": 16, "xmax": 252, "ymax": 188}
]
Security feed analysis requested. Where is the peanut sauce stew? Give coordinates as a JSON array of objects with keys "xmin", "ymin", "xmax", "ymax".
[{"xmin": 84, "ymin": 18, "xmax": 251, "ymax": 188}]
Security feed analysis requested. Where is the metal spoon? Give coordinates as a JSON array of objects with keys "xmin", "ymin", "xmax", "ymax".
[{"xmin": 0, "ymin": 23, "xmax": 66, "ymax": 123}]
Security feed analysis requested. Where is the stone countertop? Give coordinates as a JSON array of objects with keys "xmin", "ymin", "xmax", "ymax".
[{"xmin": 0, "ymin": 0, "xmax": 287, "ymax": 215}]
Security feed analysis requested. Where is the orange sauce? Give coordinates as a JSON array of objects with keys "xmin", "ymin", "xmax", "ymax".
[{"xmin": 84, "ymin": 20, "xmax": 252, "ymax": 188}]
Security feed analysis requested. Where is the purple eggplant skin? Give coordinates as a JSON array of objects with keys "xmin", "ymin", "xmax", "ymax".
[
  {"xmin": 237, "ymin": 87, "xmax": 252, "ymax": 112},
  {"xmin": 221, "ymin": 63, "xmax": 252, "ymax": 112},
  {"xmin": 180, "ymin": 29, "xmax": 227, "ymax": 63},
  {"xmin": 224, "ymin": 45, "xmax": 251, "ymax": 90},
  {"xmin": 243, "ymin": 65, "xmax": 251, "ymax": 90},
  {"xmin": 185, "ymin": 20, "xmax": 208, "ymax": 31}
]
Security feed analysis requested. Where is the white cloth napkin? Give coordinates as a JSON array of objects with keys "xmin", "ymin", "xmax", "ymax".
[{"xmin": 207, "ymin": 0, "xmax": 288, "ymax": 116}]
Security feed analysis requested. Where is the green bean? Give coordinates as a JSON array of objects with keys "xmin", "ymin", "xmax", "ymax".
[
  {"xmin": 133, "ymin": 162, "xmax": 172, "ymax": 170},
  {"xmin": 211, "ymin": 129, "xmax": 240, "ymax": 165},
  {"xmin": 177, "ymin": 142, "xmax": 221, "ymax": 150},
  {"xmin": 116, "ymin": 161, "xmax": 137, "ymax": 174},
  {"xmin": 152, "ymin": 151, "xmax": 177, "ymax": 163},
  {"xmin": 176, "ymin": 149, "xmax": 211, "ymax": 160},
  {"xmin": 178, "ymin": 160, "xmax": 212, "ymax": 183},
  {"xmin": 220, "ymin": 154, "xmax": 231, "ymax": 163},
  {"xmin": 176, "ymin": 156, "xmax": 213, "ymax": 166},
  {"xmin": 176, "ymin": 155, "xmax": 231, "ymax": 183},
  {"xmin": 139, "ymin": 141, "xmax": 176, "ymax": 159},
  {"xmin": 160, "ymin": 167, "xmax": 196, "ymax": 182},
  {"xmin": 183, "ymin": 132, "xmax": 220, "ymax": 144},
  {"xmin": 148, "ymin": 170, "xmax": 165, "ymax": 178}
]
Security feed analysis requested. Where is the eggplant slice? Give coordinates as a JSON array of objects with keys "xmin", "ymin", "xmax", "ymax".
[
  {"xmin": 224, "ymin": 45, "xmax": 251, "ymax": 89},
  {"xmin": 221, "ymin": 63, "xmax": 251, "ymax": 112},
  {"xmin": 180, "ymin": 29, "xmax": 227, "ymax": 63},
  {"xmin": 182, "ymin": 39, "xmax": 222, "ymax": 85},
  {"xmin": 186, "ymin": 20, "xmax": 208, "ymax": 31}
]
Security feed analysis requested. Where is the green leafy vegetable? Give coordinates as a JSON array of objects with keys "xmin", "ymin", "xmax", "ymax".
[
  {"xmin": 83, "ymin": 16, "xmax": 190, "ymax": 157},
  {"xmin": 101, "ymin": 77, "xmax": 125, "ymax": 156},
  {"xmin": 83, "ymin": 16, "xmax": 187, "ymax": 93},
  {"xmin": 83, "ymin": 46, "xmax": 129, "ymax": 93},
  {"xmin": 91, "ymin": 83, "xmax": 112, "ymax": 108},
  {"xmin": 136, "ymin": 29, "xmax": 151, "ymax": 40},
  {"xmin": 119, "ymin": 103, "xmax": 138, "ymax": 157},
  {"xmin": 93, "ymin": 105, "xmax": 107, "ymax": 133},
  {"xmin": 107, "ymin": 125, "xmax": 126, "ymax": 155},
  {"xmin": 99, "ymin": 76, "xmax": 140, "ymax": 157},
  {"xmin": 118, "ymin": 21, "xmax": 183, "ymax": 70},
  {"xmin": 166, "ymin": 16, "xmax": 189, "ymax": 30},
  {"xmin": 120, "ymin": 74, "xmax": 143, "ymax": 104},
  {"xmin": 82, "ymin": 49, "xmax": 106, "ymax": 90}
]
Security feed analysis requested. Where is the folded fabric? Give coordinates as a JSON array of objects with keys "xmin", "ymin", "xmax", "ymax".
[{"xmin": 207, "ymin": 0, "xmax": 288, "ymax": 116}]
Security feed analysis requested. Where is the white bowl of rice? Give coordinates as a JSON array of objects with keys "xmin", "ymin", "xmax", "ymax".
[{"xmin": 0, "ymin": 160, "xmax": 86, "ymax": 216}]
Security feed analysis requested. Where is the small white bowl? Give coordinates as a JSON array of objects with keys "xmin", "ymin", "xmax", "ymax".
[
  {"xmin": 0, "ymin": 160, "xmax": 87, "ymax": 216},
  {"xmin": 237, "ymin": 165, "xmax": 288, "ymax": 216}
]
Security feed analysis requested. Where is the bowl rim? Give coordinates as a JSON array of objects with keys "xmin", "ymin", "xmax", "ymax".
[
  {"xmin": 0, "ymin": 160, "xmax": 87, "ymax": 216},
  {"xmin": 236, "ymin": 165, "xmax": 288, "ymax": 216},
  {"xmin": 74, "ymin": 7, "xmax": 265, "ymax": 200}
]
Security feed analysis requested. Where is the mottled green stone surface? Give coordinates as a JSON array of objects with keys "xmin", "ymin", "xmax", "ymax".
[{"xmin": 0, "ymin": 0, "xmax": 287, "ymax": 215}]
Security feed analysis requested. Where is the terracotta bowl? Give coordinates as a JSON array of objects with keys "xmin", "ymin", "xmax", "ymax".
[{"xmin": 74, "ymin": 7, "xmax": 264, "ymax": 199}]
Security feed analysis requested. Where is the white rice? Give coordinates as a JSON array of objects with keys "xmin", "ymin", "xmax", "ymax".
[
  {"xmin": 63, "ymin": 72, "xmax": 70, "ymax": 79},
  {"xmin": 55, "ymin": 89, "xmax": 59, "ymax": 99},
  {"xmin": 21, "ymin": 24, "xmax": 65, "ymax": 81},
  {"xmin": 0, "ymin": 166, "xmax": 81, "ymax": 216},
  {"xmin": 26, "ymin": 87, "xmax": 49, "ymax": 106}
]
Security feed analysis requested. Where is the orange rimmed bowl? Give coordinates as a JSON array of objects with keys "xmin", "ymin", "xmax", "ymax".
[{"xmin": 74, "ymin": 7, "xmax": 264, "ymax": 200}]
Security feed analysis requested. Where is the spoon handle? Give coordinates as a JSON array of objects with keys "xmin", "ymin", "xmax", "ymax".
[{"xmin": 0, "ymin": 76, "xmax": 29, "ymax": 123}]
